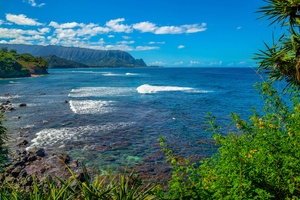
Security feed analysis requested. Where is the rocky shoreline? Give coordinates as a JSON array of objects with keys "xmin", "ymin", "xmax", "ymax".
[
  {"xmin": 1, "ymin": 96, "xmax": 206, "ymax": 191},
  {"xmin": 0, "ymin": 148, "xmax": 84, "ymax": 193},
  {"xmin": 0, "ymin": 99, "xmax": 85, "ymax": 192},
  {"xmin": 0, "ymin": 97, "xmax": 171, "ymax": 191}
]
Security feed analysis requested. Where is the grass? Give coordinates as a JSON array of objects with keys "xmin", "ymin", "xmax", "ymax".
[{"xmin": 0, "ymin": 167, "xmax": 158, "ymax": 200}]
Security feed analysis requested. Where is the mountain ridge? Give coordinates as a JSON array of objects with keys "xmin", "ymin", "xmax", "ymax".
[{"xmin": 0, "ymin": 44, "xmax": 148, "ymax": 68}]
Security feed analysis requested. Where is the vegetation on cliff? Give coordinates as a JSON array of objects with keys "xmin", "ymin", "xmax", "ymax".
[
  {"xmin": 0, "ymin": 44, "xmax": 148, "ymax": 68},
  {"xmin": 43, "ymin": 55, "xmax": 88, "ymax": 68},
  {"xmin": 0, "ymin": 47, "xmax": 48, "ymax": 78}
]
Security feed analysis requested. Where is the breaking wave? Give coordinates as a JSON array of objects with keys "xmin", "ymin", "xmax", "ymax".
[
  {"xmin": 26, "ymin": 122, "xmax": 135, "ymax": 151},
  {"xmin": 68, "ymin": 87, "xmax": 134, "ymax": 98},
  {"xmin": 69, "ymin": 100, "xmax": 115, "ymax": 114},
  {"xmin": 136, "ymin": 84, "xmax": 194, "ymax": 94}
]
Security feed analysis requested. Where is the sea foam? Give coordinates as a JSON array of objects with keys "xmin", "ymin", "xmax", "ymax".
[
  {"xmin": 69, "ymin": 100, "xmax": 115, "ymax": 114},
  {"xmin": 69, "ymin": 87, "xmax": 134, "ymax": 98},
  {"xmin": 136, "ymin": 84, "xmax": 194, "ymax": 94},
  {"xmin": 125, "ymin": 73, "xmax": 138, "ymax": 76},
  {"xmin": 26, "ymin": 122, "xmax": 135, "ymax": 151}
]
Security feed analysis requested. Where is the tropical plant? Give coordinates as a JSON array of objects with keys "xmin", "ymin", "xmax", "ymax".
[
  {"xmin": 0, "ymin": 112, "xmax": 8, "ymax": 171},
  {"xmin": 255, "ymin": 0, "xmax": 300, "ymax": 88},
  {"xmin": 0, "ymin": 167, "xmax": 158, "ymax": 200},
  {"xmin": 158, "ymin": 1, "xmax": 300, "ymax": 199}
]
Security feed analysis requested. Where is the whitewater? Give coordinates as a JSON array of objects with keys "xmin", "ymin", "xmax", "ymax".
[{"xmin": 0, "ymin": 67, "xmax": 263, "ymax": 172}]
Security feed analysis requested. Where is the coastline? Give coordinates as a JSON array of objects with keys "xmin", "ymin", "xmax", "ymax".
[{"xmin": 0, "ymin": 97, "xmax": 173, "ymax": 189}]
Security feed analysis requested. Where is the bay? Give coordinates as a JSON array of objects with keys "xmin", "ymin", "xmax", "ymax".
[{"xmin": 0, "ymin": 67, "xmax": 264, "ymax": 172}]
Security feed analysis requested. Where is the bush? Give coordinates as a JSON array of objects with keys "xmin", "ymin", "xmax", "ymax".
[
  {"xmin": 0, "ymin": 112, "xmax": 8, "ymax": 171},
  {"xmin": 0, "ymin": 167, "xmax": 158, "ymax": 199},
  {"xmin": 160, "ymin": 82, "xmax": 300, "ymax": 199}
]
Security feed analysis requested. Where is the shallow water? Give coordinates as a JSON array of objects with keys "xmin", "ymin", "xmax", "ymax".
[{"xmin": 0, "ymin": 67, "xmax": 264, "ymax": 172}]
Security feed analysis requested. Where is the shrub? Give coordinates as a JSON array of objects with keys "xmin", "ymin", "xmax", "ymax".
[
  {"xmin": 160, "ymin": 82, "xmax": 300, "ymax": 199},
  {"xmin": 0, "ymin": 112, "xmax": 8, "ymax": 171}
]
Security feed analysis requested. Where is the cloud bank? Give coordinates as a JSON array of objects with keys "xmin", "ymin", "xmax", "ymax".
[{"xmin": 0, "ymin": 14, "xmax": 207, "ymax": 51}]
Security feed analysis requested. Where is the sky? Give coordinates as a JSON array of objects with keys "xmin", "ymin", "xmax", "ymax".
[{"xmin": 0, "ymin": 0, "xmax": 280, "ymax": 67}]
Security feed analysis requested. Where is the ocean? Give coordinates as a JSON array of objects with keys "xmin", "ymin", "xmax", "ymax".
[{"xmin": 0, "ymin": 67, "xmax": 264, "ymax": 173}]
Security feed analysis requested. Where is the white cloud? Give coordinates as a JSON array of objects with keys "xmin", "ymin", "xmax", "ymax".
[
  {"xmin": 55, "ymin": 29, "xmax": 77, "ymax": 39},
  {"xmin": 132, "ymin": 21, "xmax": 156, "ymax": 33},
  {"xmin": 190, "ymin": 61, "xmax": 200, "ymax": 65},
  {"xmin": 106, "ymin": 18, "xmax": 132, "ymax": 33},
  {"xmin": 25, "ymin": 0, "xmax": 45, "ymax": 7},
  {"xmin": 0, "ymin": 16, "xmax": 207, "ymax": 52},
  {"xmin": 38, "ymin": 27, "xmax": 50, "ymax": 34},
  {"xmin": 0, "ymin": 27, "xmax": 40, "ymax": 38},
  {"xmin": 117, "ymin": 40, "xmax": 135, "ymax": 45},
  {"xmin": 122, "ymin": 36, "xmax": 131, "ymax": 40},
  {"xmin": 6, "ymin": 13, "xmax": 42, "ymax": 26},
  {"xmin": 238, "ymin": 61, "xmax": 247, "ymax": 65},
  {"xmin": 49, "ymin": 21, "xmax": 82, "ymax": 29},
  {"xmin": 76, "ymin": 24, "xmax": 110, "ymax": 36},
  {"xmin": 133, "ymin": 21, "xmax": 207, "ymax": 34},
  {"xmin": 155, "ymin": 26, "xmax": 183, "ymax": 34},
  {"xmin": 0, "ymin": 40, "xmax": 9, "ymax": 44},
  {"xmin": 135, "ymin": 46, "xmax": 160, "ymax": 51},
  {"xmin": 237, "ymin": 26, "xmax": 242, "ymax": 30},
  {"xmin": 49, "ymin": 21, "xmax": 110, "ymax": 42},
  {"xmin": 150, "ymin": 61, "xmax": 166, "ymax": 66},
  {"xmin": 173, "ymin": 61, "xmax": 184, "ymax": 66},
  {"xmin": 183, "ymin": 23, "xmax": 207, "ymax": 33},
  {"xmin": 149, "ymin": 41, "xmax": 165, "ymax": 45},
  {"xmin": 209, "ymin": 61, "xmax": 223, "ymax": 66},
  {"xmin": 178, "ymin": 45, "xmax": 185, "ymax": 49}
]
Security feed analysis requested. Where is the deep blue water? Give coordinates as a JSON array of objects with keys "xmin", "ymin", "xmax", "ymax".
[{"xmin": 0, "ymin": 67, "xmax": 264, "ymax": 172}]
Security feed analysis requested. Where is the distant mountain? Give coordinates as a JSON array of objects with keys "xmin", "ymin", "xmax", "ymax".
[
  {"xmin": 0, "ymin": 44, "xmax": 148, "ymax": 68},
  {"xmin": 43, "ymin": 55, "xmax": 88, "ymax": 68}
]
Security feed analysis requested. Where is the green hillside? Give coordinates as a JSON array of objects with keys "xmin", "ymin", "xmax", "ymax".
[
  {"xmin": 0, "ymin": 47, "xmax": 48, "ymax": 78},
  {"xmin": 0, "ymin": 44, "xmax": 148, "ymax": 68}
]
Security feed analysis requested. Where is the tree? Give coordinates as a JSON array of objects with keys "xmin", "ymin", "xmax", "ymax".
[
  {"xmin": 255, "ymin": 0, "xmax": 300, "ymax": 88},
  {"xmin": 9, "ymin": 49, "xmax": 17, "ymax": 54},
  {"xmin": 0, "ymin": 47, "xmax": 8, "ymax": 53}
]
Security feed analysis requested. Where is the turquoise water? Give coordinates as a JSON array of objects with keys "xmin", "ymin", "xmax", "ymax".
[{"xmin": 0, "ymin": 67, "xmax": 264, "ymax": 171}]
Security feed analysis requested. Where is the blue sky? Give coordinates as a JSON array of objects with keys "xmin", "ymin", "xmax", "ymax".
[{"xmin": 0, "ymin": 0, "xmax": 278, "ymax": 67}]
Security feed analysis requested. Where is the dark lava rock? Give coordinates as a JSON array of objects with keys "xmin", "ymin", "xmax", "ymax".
[
  {"xmin": 59, "ymin": 153, "xmax": 70, "ymax": 164},
  {"xmin": 13, "ymin": 161, "xmax": 25, "ymax": 167},
  {"xmin": 28, "ymin": 155, "xmax": 37, "ymax": 162},
  {"xmin": 11, "ymin": 166, "xmax": 23, "ymax": 178},
  {"xmin": 17, "ymin": 140, "xmax": 29, "ymax": 146},
  {"xmin": 35, "ymin": 148, "xmax": 45, "ymax": 157},
  {"xmin": 19, "ymin": 103, "xmax": 27, "ymax": 107}
]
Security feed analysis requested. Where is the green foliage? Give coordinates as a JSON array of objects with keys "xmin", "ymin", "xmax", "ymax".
[
  {"xmin": 0, "ymin": 112, "xmax": 8, "ymax": 171},
  {"xmin": 0, "ymin": 47, "xmax": 8, "ymax": 53},
  {"xmin": 0, "ymin": 167, "xmax": 158, "ymax": 199},
  {"xmin": 201, "ymin": 82, "xmax": 300, "ymax": 199},
  {"xmin": 0, "ymin": 48, "xmax": 47, "ymax": 78},
  {"xmin": 255, "ymin": 0, "xmax": 300, "ymax": 88},
  {"xmin": 159, "ymin": 136, "xmax": 206, "ymax": 199},
  {"xmin": 160, "ymin": 82, "xmax": 300, "ymax": 199}
]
